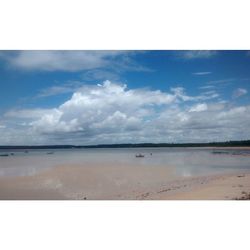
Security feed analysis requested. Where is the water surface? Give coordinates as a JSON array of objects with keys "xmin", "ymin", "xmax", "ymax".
[{"xmin": 1, "ymin": 147, "xmax": 250, "ymax": 178}]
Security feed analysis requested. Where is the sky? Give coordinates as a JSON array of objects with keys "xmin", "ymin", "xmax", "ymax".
[{"xmin": 0, "ymin": 50, "xmax": 249, "ymax": 145}]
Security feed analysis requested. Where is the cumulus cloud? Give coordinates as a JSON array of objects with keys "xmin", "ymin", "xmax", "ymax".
[
  {"xmin": 30, "ymin": 81, "xmax": 177, "ymax": 135},
  {"xmin": 232, "ymin": 88, "xmax": 248, "ymax": 98},
  {"xmin": 1, "ymin": 80, "xmax": 250, "ymax": 145}
]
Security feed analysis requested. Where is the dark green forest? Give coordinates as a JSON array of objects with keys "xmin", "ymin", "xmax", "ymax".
[{"xmin": 1, "ymin": 140, "xmax": 250, "ymax": 150}]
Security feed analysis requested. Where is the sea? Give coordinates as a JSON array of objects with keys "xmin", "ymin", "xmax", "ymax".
[{"xmin": 1, "ymin": 147, "xmax": 250, "ymax": 177}]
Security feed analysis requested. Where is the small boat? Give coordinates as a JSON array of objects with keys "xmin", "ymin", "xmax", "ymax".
[
  {"xmin": 0, "ymin": 154, "xmax": 9, "ymax": 157},
  {"xmin": 47, "ymin": 152, "xmax": 54, "ymax": 155},
  {"xmin": 135, "ymin": 153, "xmax": 145, "ymax": 158}
]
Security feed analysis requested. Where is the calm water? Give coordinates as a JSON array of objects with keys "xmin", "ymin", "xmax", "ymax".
[{"xmin": 0, "ymin": 147, "xmax": 250, "ymax": 177}]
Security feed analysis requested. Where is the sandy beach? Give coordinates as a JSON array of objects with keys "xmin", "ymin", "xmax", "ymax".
[
  {"xmin": 0, "ymin": 162, "xmax": 249, "ymax": 200},
  {"xmin": 145, "ymin": 172, "xmax": 250, "ymax": 200}
]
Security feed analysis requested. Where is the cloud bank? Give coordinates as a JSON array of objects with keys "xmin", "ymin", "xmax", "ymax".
[{"xmin": 1, "ymin": 80, "xmax": 250, "ymax": 145}]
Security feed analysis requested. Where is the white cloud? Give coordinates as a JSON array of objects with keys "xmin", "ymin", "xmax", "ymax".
[
  {"xmin": 178, "ymin": 51, "xmax": 217, "ymax": 59},
  {"xmin": 199, "ymin": 85, "xmax": 215, "ymax": 90},
  {"xmin": 207, "ymin": 78, "xmax": 235, "ymax": 85},
  {"xmin": 198, "ymin": 79, "xmax": 235, "ymax": 93},
  {"xmin": 30, "ymin": 80, "xmax": 177, "ymax": 135},
  {"xmin": 232, "ymin": 88, "xmax": 248, "ymax": 98},
  {"xmin": 36, "ymin": 81, "xmax": 83, "ymax": 98},
  {"xmin": 0, "ymin": 51, "xmax": 150, "ymax": 73},
  {"xmin": 189, "ymin": 103, "xmax": 208, "ymax": 112},
  {"xmin": 81, "ymin": 69, "xmax": 120, "ymax": 81},
  {"xmin": 6, "ymin": 51, "xmax": 111, "ymax": 71},
  {"xmin": 38, "ymin": 86, "xmax": 75, "ymax": 98},
  {"xmin": 192, "ymin": 72, "xmax": 211, "ymax": 75},
  {"xmin": 1, "ymin": 80, "xmax": 250, "ymax": 145},
  {"xmin": 5, "ymin": 108, "xmax": 56, "ymax": 119}
]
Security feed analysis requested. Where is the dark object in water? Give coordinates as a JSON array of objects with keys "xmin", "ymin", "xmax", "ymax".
[
  {"xmin": 25, "ymin": 150, "xmax": 29, "ymax": 153},
  {"xmin": 10, "ymin": 153, "xmax": 14, "ymax": 156},
  {"xmin": 212, "ymin": 151, "xmax": 230, "ymax": 154},
  {"xmin": 237, "ymin": 175, "xmax": 245, "ymax": 178},
  {"xmin": 0, "ymin": 154, "xmax": 9, "ymax": 157},
  {"xmin": 135, "ymin": 154, "xmax": 145, "ymax": 158},
  {"xmin": 47, "ymin": 152, "xmax": 54, "ymax": 155},
  {"xmin": 212, "ymin": 150, "xmax": 250, "ymax": 156}
]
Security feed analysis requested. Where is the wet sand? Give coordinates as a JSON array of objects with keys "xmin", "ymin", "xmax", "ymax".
[
  {"xmin": 0, "ymin": 164, "xmax": 176, "ymax": 199},
  {"xmin": 0, "ymin": 162, "xmax": 249, "ymax": 200}
]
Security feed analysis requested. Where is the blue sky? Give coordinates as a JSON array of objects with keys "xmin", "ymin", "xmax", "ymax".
[{"xmin": 0, "ymin": 50, "xmax": 249, "ymax": 145}]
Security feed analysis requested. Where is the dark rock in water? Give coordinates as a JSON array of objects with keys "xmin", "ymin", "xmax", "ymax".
[
  {"xmin": 237, "ymin": 175, "xmax": 245, "ymax": 178},
  {"xmin": 135, "ymin": 154, "xmax": 145, "ymax": 158},
  {"xmin": 212, "ymin": 151, "xmax": 230, "ymax": 154},
  {"xmin": 0, "ymin": 154, "xmax": 9, "ymax": 157}
]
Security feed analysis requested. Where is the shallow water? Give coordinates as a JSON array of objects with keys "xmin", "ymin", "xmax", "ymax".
[{"xmin": 0, "ymin": 147, "xmax": 250, "ymax": 177}]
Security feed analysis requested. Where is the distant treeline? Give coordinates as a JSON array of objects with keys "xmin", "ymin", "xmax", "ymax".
[{"xmin": 0, "ymin": 140, "xmax": 250, "ymax": 149}]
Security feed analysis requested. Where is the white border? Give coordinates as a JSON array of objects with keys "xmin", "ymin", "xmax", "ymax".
[
  {"xmin": 0, "ymin": 0, "xmax": 250, "ymax": 49},
  {"xmin": 1, "ymin": 1, "xmax": 250, "ymax": 250},
  {"xmin": 0, "ymin": 201, "xmax": 250, "ymax": 250}
]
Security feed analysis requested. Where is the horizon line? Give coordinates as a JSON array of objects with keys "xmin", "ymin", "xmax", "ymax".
[{"xmin": 0, "ymin": 140, "xmax": 250, "ymax": 148}]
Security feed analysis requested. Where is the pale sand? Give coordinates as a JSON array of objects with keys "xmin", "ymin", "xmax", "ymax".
[
  {"xmin": 0, "ymin": 163, "xmax": 250, "ymax": 200},
  {"xmin": 145, "ymin": 173, "xmax": 250, "ymax": 200}
]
